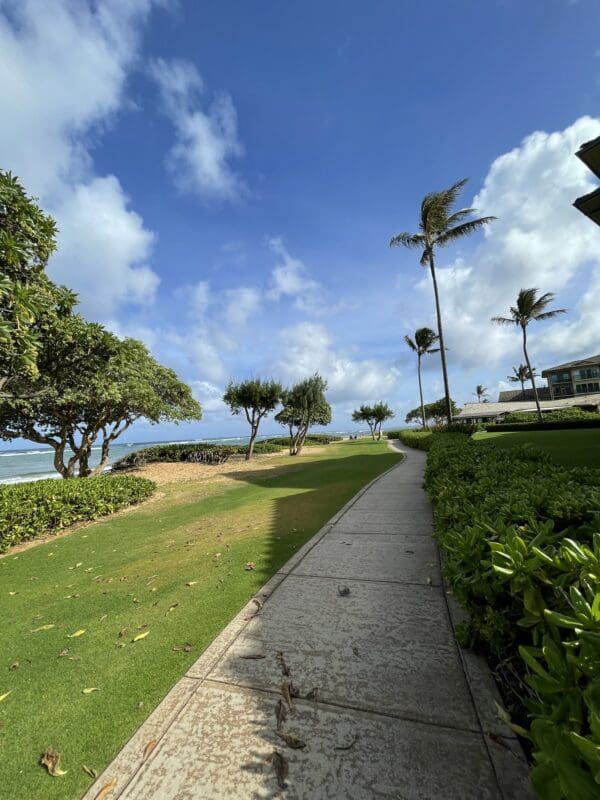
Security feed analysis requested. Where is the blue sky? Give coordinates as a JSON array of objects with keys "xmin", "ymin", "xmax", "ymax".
[{"xmin": 1, "ymin": 0, "xmax": 600, "ymax": 443}]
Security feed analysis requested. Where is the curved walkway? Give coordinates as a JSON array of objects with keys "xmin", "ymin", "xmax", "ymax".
[{"xmin": 84, "ymin": 445, "xmax": 532, "ymax": 800}]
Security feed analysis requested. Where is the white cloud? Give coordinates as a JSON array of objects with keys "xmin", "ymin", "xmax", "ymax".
[
  {"xmin": 277, "ymin": 322, "xmax": 400, "ymax": 406},
  {"xmin": 0, "ymin": 0, "xmax": 164, "ymax": 319},
  {"xmin": 190, "ymin": 380, "xmax": 228, "ymax": 414},
  {"xmin": 267, "ymin": 237, "xmax": 322, "ymax": 311},
  {"xmin": 149, "ymin": 57, "xmax": 245, "ymax": 200},
  {"xmin": 166, "ymin": 326, "xmax": 228, "ymax": 384},
  {"xmin": 49, "ymin": 176, "xmax": 159, "ymax": 318},
  {"xmin": 417, "ymin": 116, "xmax": 600, "ymax": 371},
  {"xmin": 223, "ymin": 287, "xmax": 261, "ymax": 328}
]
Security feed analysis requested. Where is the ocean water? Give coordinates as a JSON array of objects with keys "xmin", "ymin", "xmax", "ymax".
[{"xmin": 0, "ymin": 431, "xmax": 357, "ymax": 484}]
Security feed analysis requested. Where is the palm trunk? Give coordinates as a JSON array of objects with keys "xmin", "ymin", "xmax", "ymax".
[
  {"xmin": 522, "ymin": 324, "xmax": 542, "ymax": 422},
  {"xmin": 520, "ymin": 378, "xmax": 525, "ymax": 397},
  {"xmin": 417, "ymin": 353, "xmax": 427, "ymax": 429},
  {"xmin": 428, "ymin": 252, "xmax": 452, "ymax": 424}
]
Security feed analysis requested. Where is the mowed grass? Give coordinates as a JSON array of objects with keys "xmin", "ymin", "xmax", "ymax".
[
  {"xmin": 0, "ymin": 440, "xmax": 401, "ymax": 800},
  {"xmin": 473, "ymin": 428, "xmax": 600, "ymax": 468}
]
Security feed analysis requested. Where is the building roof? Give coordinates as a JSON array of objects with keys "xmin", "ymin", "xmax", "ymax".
[
  {"xmin": 576, "ymin": 135, "xmax": 600, "ymax": 179},
  {"xmin": 455, "ymin": 393, "xmax": 600, "ymax": 420},
  {"xmin": 541, "ymin": 355, "xmax": 600, "ymax": 377},
  {"xmin": 498, "ymin": 388, "xmax": 551, "ymax": 402},
  {"xmin": 573, "ymin": 187, "xmax": 600, "ymax": 227}
]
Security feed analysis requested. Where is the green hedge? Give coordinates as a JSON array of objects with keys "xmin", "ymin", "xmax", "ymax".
[
  {"xmin": 424, "ymin": 435, "xmax": 600, "ymax": 799},
  {"xmin": 0, "ymin": 475, "xmax": 155, "ymax": 552},
  {"xmin": 488, "ymin": 418, "xmax": 600, "ymax": 432},
  {"xmin": 261, "ymin": 434, "xmax": 342, "ymax": 446},
  {"xmin": 395, "ymin": 430, "xmax": 434, "ymax": 450},
  {"xmin": 502, "ymin": 408, "xmax": 600, "ymax": 424},
  {"xmin": 112, "ymin": 443, "xmax": 236, "ymax": 470}
]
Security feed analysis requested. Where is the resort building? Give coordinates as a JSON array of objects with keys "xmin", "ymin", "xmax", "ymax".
[
  {"xmin": 455, "ymin": 354, "xmax": 600, "ymax": 423},
  {"xmin": 574, "ymin": 135, "xmax": 600, "ymax": 226},
  {"xmin": 542, "ymin": 355, "xmax": 600, "ymax": 399}
]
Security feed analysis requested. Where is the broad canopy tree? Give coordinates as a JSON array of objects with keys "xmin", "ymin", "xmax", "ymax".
[
  {"xmin": 275, "ymin": 374, "xmax": 331, "ymax": 456},
  {"xmin": 223, "ymin": 378, "xmax": 282, "ymax": 460},
  {"xmin": 0, "ymin": 170, "xmax": 76, "ymax": 395},
  {"xmin": 405, "ymin": 397, "xmax": 460, "ymax": 427},
  {"xmin": 0, "ymin": 313, "xmax": 202, "ymax": 477},
  {"xmin": 352, "ymin": 402, "xmax": 395, "ymax": 440}
]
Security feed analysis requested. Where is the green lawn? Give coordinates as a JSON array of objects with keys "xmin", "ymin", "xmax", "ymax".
[
  {"xmin": 473, "ymin": 428, "xmax": 600, "ymax": 468},
  {"xmin": 0, "ymin": 440, "xmax": 401, "ymax": 800}
]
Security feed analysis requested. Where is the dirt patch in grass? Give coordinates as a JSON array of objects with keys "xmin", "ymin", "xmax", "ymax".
[{"xmin": 130, "ymin": 448, "xmax": 326, "ymax": 486}]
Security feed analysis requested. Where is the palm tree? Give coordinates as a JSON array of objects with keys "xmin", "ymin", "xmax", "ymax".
[
  {"xmin": 474, "ymin": 384, "xmax": 488, "ymax": 403},
  {"xmin": 492, "ymin": 289, "xmax": 566, "ymax": 422},
  {"xmin": 404, "ymin": 327, "xmax": 439, "ymax": 428},
  {"xmin": 390, "ymin": 179, "xmax": 495, "ymax": 424},
  {"xmin": 508, "ymin": 363, "xmax": 537, "ymax": 397}
]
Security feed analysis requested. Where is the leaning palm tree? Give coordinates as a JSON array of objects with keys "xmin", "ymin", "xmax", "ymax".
[
  {"xmin": 492, "ymin": 289, "xmax": 566, "ymax": 422},
  {"xmin": 404, "ymin": 327, "xmax": 439, "ymax": 428},
  {"xmin": 390, "ymin": 179, "xmax": 495, "ymax": 424},
  {"xmin": 474, "ymin": 384, "xmax": 489, "ymax": 403},
  {"xmin": 508, "ymin": 363, "xmax": 537, "ymax": 397}
]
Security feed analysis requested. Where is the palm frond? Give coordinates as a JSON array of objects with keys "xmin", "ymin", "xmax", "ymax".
[
  {"xmin": 534, "ymin": 309, "xmax": 566, "ymax": 321},
  {"xmin": 491, "ymin": 316, "xmax": 515, "ymax": 326},
  {"xmin": 419, "ymin": 247, "xmax": 431, "ymax": 267},
  {"xmin": 389, "ymin": 232, "xmax": 425, "ymax": 249},
  {"xmin": 436, "ymin": 216, "xmax": 497, "ymax": 246},
  {"xmin": 414, "ymin": 327, "xmax": 439, "ymax": 352},
  {"xmin": 445, "ymin": 208, "xmax": 476, "ymax": 227},
  {"xmin": 404, "ymin": 335, "xmax": 417, "ymax": 351}
]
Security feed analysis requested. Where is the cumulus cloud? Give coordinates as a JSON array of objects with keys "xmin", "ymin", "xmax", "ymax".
[
  {"xmin": 149, "ymin": 57, "xmax": 245, "ymax": 200},
  {"xmin": 49, "ymin": 176, "xmax": 159, "ymax": 317},
  {"xmin": 190, "ymin": 380, "xmax": 228, "ymax": 414},
  {"xmin": 0, "ymin": 0, "xmax": 163, "ymax": 319},
  {"xmin": 267, "ymin": 237, "xmax": 322, "ymax": 311},
  {"xmin": 416, "ymin": 116, "xmax": 600, "ymax": 371},
  {"xmin": 277, "ymin": 322, "xmax": 400, "ymax": 406}
]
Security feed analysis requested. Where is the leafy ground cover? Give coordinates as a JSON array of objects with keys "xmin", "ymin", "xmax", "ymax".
[
  {"xmin": 0, "ymin": 476, "xmax": 155, "ymax": 552},
  {"xmin": 423, "ymin": 434, "xmax": 600, "ymax": 800},
  {"xmin": 0, "ymin": 439, "xmax": 400, "ymax": 800},
  {"xmin": 474, "ymin": 428, "xmax": 600, "ymax": 469}
]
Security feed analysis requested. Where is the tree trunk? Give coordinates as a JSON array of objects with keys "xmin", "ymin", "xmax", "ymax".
[
  {"xmin": 428, "ymin": 252, "xmax": 452, "ymax": 424},
  {"xmin": 246, "ymin": 425, "xmax": 258, "ymax": 461},
  {"xmin": 522, "ymin": 324, "xmax": 542, "ymax": 422},
  {"xmin": 368, "ymin": 421, "xmax": 376, "ymax": 440},
  {"xmin": 417, "ymin": 353, "xmax": 427, "ymax": 429},
  {"xmin": 520, "ymin": 379, "xmax": 525, "ymax": 397}
]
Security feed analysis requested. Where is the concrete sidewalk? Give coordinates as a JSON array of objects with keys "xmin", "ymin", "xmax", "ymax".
[{"xmin": 84, "ymin": 445, "xmax": 533, "ymax": 800}]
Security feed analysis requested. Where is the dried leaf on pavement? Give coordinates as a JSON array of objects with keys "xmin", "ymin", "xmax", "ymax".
[
  {"xmin": 269, "ymin": 750, "xmax": 288, "ymax": 789},
  {"xmin": 280, "ymin": 680, "xmax": 294, "ymax": 710},
  {"xmin": 274, "ymin": 698, "xmax": 287, "ymax": 730},
  {"xmin": 276, "ymin": 651, "xmax": 290, "ymax": 676},
  {"xmin": 40, "ymin": 747, "xmax": 67, "ymax": 776},
  {"xmin": 276, "ymin": 730, "xmax": 306, "ymax": 749},
  {"xmin": 238, "ymin": 653, "xmax": 266, "ymax": 660},
  {"xmin": 142, "ymin": 739, "xmax": 157, "ymax": 762},
  {"xmin": 95, "ymin": 778, "xmax": 118, "ymax": 799},
  {"xmin": 337, "ymin": 585, "xmax": 350, "ymax": 596}
]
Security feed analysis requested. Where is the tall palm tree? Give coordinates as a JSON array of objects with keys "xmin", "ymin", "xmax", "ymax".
[
  {"xmin": 492, "ymin": 289, "xmax": 566, "ymax": 422},
  {"xmin": 508, "ymin": 363, "xmax": 537, "ymax": 397},
  {"xmin": 390, "ymin": 179, "xmax": 495, "ymax": 424},
  {"xmin": 404, "ymin": 327, "xmax": 439, "ymax": 428},
  {"xmin": 474, "ymin": 384, "xmax": 488, "ymax": 403}
]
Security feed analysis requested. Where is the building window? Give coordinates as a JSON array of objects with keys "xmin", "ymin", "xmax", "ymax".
[
  {"xmin": 575, "ymin": 382, "xmax": 600, "ymax": 394},
  {"xmin": 574, "ymin": 367, "xmax": 600, "ymax": 380},
  {"xmin": 554, "ymin": 385, "xmax": 573, "ymax": 397},
  {"xmin": 550, "ymin": 372, "xmax": 571, "ymax": 384}
]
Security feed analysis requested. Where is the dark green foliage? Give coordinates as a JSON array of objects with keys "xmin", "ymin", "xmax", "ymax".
[
  {"xmin": 275, "ymin": 374, "xmax": 331, "ymax": 455},
  {"xmin": 222, "ymin": 378, "xmax": 282, "ymax": 460},
  {"xmin": 424, "ymin": 435, "xmax": 600, "ymax": 798},
  {"xmin": 0, "ymin": 476, "xmax": 154, "ymax": 551},
  {"xmin": 502, "ymin": 408, "xmax": 600, "ymax": 424},
  {"xmin": 490, "ymin": 418, "xmax": 600, "ymax": 432},
  {"xmin": 395, "ymin": 430, "xmax": 434, "ymax": 450},
  {"xmin": 430, "ymin": 422, "xmax": 482, "ymax": 434},
  {"xmin": 405, "ymin": 397, "xmax": 461, "ymax": 425},
  {"xmin": 260, "ymin": 434, "xmax": 342, "ymax": 446},
  {"xmin": 113, "ymin": 443, "xmax": 236, "ymax": 470},
  {"xmin": 351, "ymin": 402, "xmax": 395, "ymax": 439}
]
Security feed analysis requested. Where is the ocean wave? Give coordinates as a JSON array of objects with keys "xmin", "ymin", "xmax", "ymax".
[
  {"xmin": 0, "ymin": 472, "xmax": 60, "ymax": 485},
  {"xmin": 0, "ymin": 449, "xmax": 53, "ymax": 457}
]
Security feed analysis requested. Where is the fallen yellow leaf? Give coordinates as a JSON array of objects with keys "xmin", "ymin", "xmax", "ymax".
[
  {"xmin": 67, "ymin": 629, "xmax": 86, "ymax": 638},
  {"xmin": 82, "ymin": 688, "xmax": 100, "ymax": 694},
  {"xmin": 40, "ymin": 747, "xmax": 67, "ymax": 777},
  {"xmin": 31, "ymin": 624, "xmax": 55, "ymax": 633},
  {"xmin": 132, "ymin": 631, "xmax": 149, "ymax": 642},
  {"xmin": 8, "ymin": 591, "xmax": 18, "ymax": 596},
  {"xmin": 142, "ymin": 739, "xmax": 157, "ymax": 762},
  {"xmin": 0, "ymin": 691, "xmax": 12, "ymax": 702},
  {"xmin": 185, "ymin": 581, "xmax": 197, "ymax": 586},
  {"xmin": 95, "ymin": 778, "xmax": 117, "ymax": 800}
]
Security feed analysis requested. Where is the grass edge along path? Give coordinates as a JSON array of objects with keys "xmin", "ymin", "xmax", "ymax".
[{"xmin": 0, "ymin": 440, "xmax": 401, "ymax": 800}]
